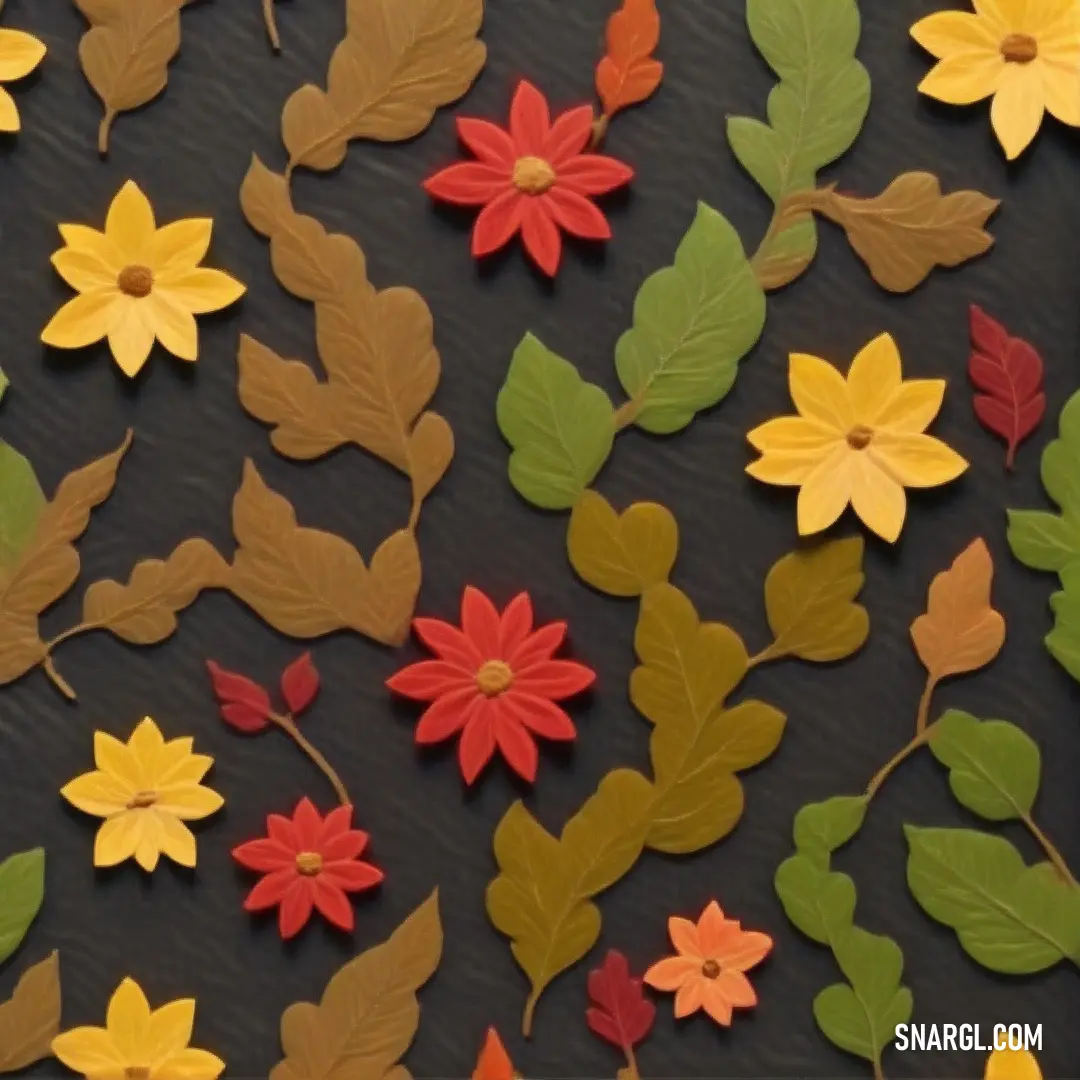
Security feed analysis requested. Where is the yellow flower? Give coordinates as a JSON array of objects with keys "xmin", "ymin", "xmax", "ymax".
[
  {"xmin": 60, "ymin": 716, "xmax": 224, "ymax": 872},
  {"xmin": 41, "ymin": 180, "xmax": 245, "ymax": 377},
  {"xmin": 985, "ymin": 1047, "xmax": 1042, "ymax": 1080},
  {"xmin": 0, "ymin": 25, "xmax": 45, "ymax": 131},
  {"xmin": 911, "ymin": 0, "xmax": 1080, "ymax": 159},
  {"xmin": 52, "ymin": 976, "xmax": 225, "ymax": 1080},
  {"xmin": 746, "ymin": 333, "xmax": 968, "ymax": 543}
]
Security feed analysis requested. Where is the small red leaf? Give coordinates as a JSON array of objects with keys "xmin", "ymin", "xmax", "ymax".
[
  {"xmin": 207, "ymin": 660, "xmax": 272, "ymax": 733},
  {"xmin": 596, "ymin": 0, "xmax": 664, "ymax": 119},
  {"xmin": 968, "ymin": 304, "xmax": 1046, "ymax": 471},
  {"xmin": 281, "ymin": 652, "xmax": 320, "ymax": 715},
  {"xmin": 586, "ymin": 949, "xmax": 656, "ymax": 1054},
  {"xmin": 472, "ymin": 1027, "xmax": 515, "ymax": 1080}
]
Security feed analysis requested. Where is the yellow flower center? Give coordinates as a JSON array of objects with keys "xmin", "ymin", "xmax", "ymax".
[
  {"xmin": 295, "ymin": 851, "xmax": 323, "ymax": 876},
  {"xmin": 126, "ymin": 790, "xmax": 158, "ymax": 809},
  {"xmin": 846, "ymin": 425, "xmax": 874, "ymax": 450},
  {"xmin": 701, "ymin": 959, "xmax": 721, "ymax": 979},
  {"xmin": 476, "ymin": 659, "xmax": 514, "ymax": 697},
  {"xmin": 512, "ymin": 156, "xmax": 557, "ymax": 195},
  {"xmin": 1000, "ymin": 32, "xmax": 1038, "ymax": 63},
  {"xmin": 125, "ymin": 1067, "xmax": 151, "ymax": 1080},
  {"xmin": 117, "ymin": 264, "xmax": 154, "ymax": 298}
]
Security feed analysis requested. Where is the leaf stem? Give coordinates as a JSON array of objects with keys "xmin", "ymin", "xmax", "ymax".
[
  {"xmin": 270, "ymin": 712, "xmax": 350, "ymax": 806},
  {"xmin": 407, "ymin": 494, "xmax": 423, "ymax": 534},
  {"xmin": 98, "ymin": 109, "xmax": 116, "ymax": 156},
  {"xmin": 747, "ymin": 641, "xmax": 785, "ymax": 668},
  {"xmin": 866, "ymin": 675, "xmax": 940, "ymax": 798},
  {"xmin": 1005, "ymin": 444, "xmax": 1016, "ymax": 471},
  {"xmin": 522, "ymin": 989, "xmax": 539, "ymax": 1037},
  {"xmin": 872, "ymin": 1054, "xmax": 886, "ymax": 1080},
  {"xmin": 914, "ymin": 675, "xmax": 938, "ymax": 735},
  {"xmin": 41, "ymin": 656, "xmax": 76, "ymax": 701},
  {"xmin": 45, "ymin": 622, "xmax": 100, "ymax": 653},
  {"xmin": 1020, "ymin": 811, "xmax": 1080, "ymax": 889},
  {"xmin": 262, "ymin": 0, "xmax": 281, "ymax": 51},
  {"xmin": 624, "ymin": 1044, "xmax": 640, "ymax": 1078},
  {"xmin": 590, "ymin": 112, "xmax": 610, "ymax": 150},
  {"xmin": 613, "ymin": 397, "xmax": 643, "ymax": 431}
]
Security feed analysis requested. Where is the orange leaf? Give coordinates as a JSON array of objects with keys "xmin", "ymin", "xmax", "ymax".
[
  {"xmin": 596, "ymin": 0, "xmax": 663, "ymax": 119},
  {"xmin": 910, "ymin": 538, "xmax": 1005, "ymax": 683},
  {"xmin": 473, "ymin": 1027, "xmax": 516, "ymax": 1080}
]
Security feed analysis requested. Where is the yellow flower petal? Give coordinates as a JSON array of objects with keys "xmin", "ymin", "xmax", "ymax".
[
  {"xmin": 94, "ymin": 811, "xmax": 143, "ymax": 869},
  {"xmin": 41, "ymin": 291, "xmax": 117, "ymax": 350},
  {"xmin": 106, "ymin": 181, "xmax": 157, "ymax": 263},
  {"xmin": 872, "ymin": 432, "xmax": 969, "ymax": 487},
  {"xmin": 1041, "ymin": 56, "xmax": 1080, "ymax": 125},
  {"xmin": 155, "ymin": 1048, "xmax": 226, "ymax": 1080},
  {"xmin": 107, "ymin": 978, "xmax": 153, "ymax": 1061},
  {"xmin": 847, "ymin": 332, "xmax": 903, "ymax": 424},
  {"xmin": 746, "ymin": 416, "xmax": 838, "ymax": 454},
  {"xmin": 155, "ymin": 737, "xmax": 197, "ymax": 779},
  {"xmin": 59, "ymin": 224, "xmax": 125, "ymax": 273},
  {"xmin": 789, "ymin": 353, "xmax": 852, "ymax": 430},
  {"xmin": 918, "ymin": 52, "xmax": 1003, "ymax": 104},
  {"xmin": 147, "ymin": 998, "xmax": 195, "ymax": 1061},
  {"xmin": 154, "ymin": 812, "xmax": 197, "ymax": 867},
  {"xmin": 150, "ymin": 218, "xmax": 212, "ymax": 272},
  {"xmin": 991, "ymin": 63, "xmax": 1046, "ymax": 158},
  {"xmin": 910, "ymin": 10, "xmax": 999, "ymax": 57},
  {"xmin": 108, "ymin": 301, "xmax": 156, "ymax": 377},
  {"xmin": 874, "ymin": 380, "xmax": 946, "ymax": 432},
  {"xmin": 148, "ymin": 292, "xmax": 198, "ymax": 362},
  {"xmin": 849, "ymin": 455, "xmax": 907, "ymax": 543},
  {"xmin": 985, "ymin": 1047, "xmax": 1042, "ymax": 1080},
  {"xmin": 128, "ymin": 717, "xmax": 166, "ymax": 780},
  {"xmin": 60, "ymin": 770, "xmax": 132, "ymax": 818},
  {"xmin": 133, "ymin": 812, "xmax": 164, "ymax": 872},
  {"xmin": 796, "ymin": 444, "xmax": 852, "ymax": 536},
  {"xmin": 0, "ymin": 28, "xmax": 46, "ymax": 81},
  {"xmin": 746, "ymin": 452, "xmax": 823, "ymax": 486},
  {"xmin": 51, "ymin": 1026, "xmax": 124, "ymax": 1075},
  {"xmin": 52, "ymin": 249, "xmax": 118, "ymax": 294},
  {"xmin": 0, "ymin": 85, "xmax": 19, "ymax": 132},
  {"xmin": 94, "ymin": 730, "xmax": 140, "ymax": 787},
  {"xmin": 156, "ymin": 785, "xmax": 224, "ymax": 822},
  {"xmin": 156, "ymin": 267, "xmax": 246, "ymax": 315}
]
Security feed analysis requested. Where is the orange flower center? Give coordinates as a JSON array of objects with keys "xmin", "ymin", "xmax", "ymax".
[
  {"xmin": 118, "ymin": 264, "xmax": 154, "ymax": 298},
  {"xmin": 476, "ymin": 659, "xmax": 514, "ymax": 697},
  {"xmin": 701, "ymin": 959, "xmax": 721, "ymax": 979},
  {"xmin": 125, "ymin": 1068, "xmax": 151, "ymax": 1080},
  {"xmin": 846, "ymin": 424, "xmax": 874, "ymax": 450},
  {"xmin": 1000, "ymin": 32, "xmax": 1038, "ymax": 63},
  {"xmin": 295, "ymin": 851, "xmax": 323, "ymax": 876},
  {"xmin": 126, "ymin": 790, "xmax": 158, "ymax": 809},
  {"xmin": 512, "ymin": 156, "xmax": 557, "ymax": 195}
]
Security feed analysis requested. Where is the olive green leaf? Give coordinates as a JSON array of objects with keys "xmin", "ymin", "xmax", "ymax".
[
  {"xmin": 763, "ymin": 537, "xmax": 869, "ymax": 662},
  {"xmin": 0, "ymin": 442, "xmax": 45, "ymax": 574},
  {"xmin": 905, "ymin": 826, "xmax": 1080, "ymax": 973},
  {"xmin": 0, "ymin": 849, "xmax": 45, "ymax": 966},
  {"xmin": 727, "ymin": 0, "xmax": 870, "ymax": 289},
  {"xmin": 0, "ymin": 368, "xmax": 8, "ymax": 401},
  {"xmin": 793, "ymin": 795, "xmax": 868, "ymax": 862},
  {"xmin": 929, "ymin": 710, "xmax": 1040, "ymax": 821},
  {"xmin": 497, "ymin": 334, "xmax": 615, "ymax": 510},
  {"xmin": 1006, "ymin": 511, "xmax": 1080, "ymax": 572},
  {"xmin": 1047, "ymin": 564, "xmax": 1080, "ymax": 683},
  {"xmin": 614, "ymin": 203, "xmax": 765, "ymax": 435},
  {"xmin": 775, "ymin": 854, "xmax": 856, "ymax": 945}
]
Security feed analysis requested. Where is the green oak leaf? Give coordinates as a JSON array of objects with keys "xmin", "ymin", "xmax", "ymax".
[
  {"xmin": 496, "ymin": 334, "xmax": 615, "ymax": 510},
  {"xmin": 0, "ymin": 440, "xmax": 46, "ymax": 573},
  {"xmin": 0, "ymin": 848, "xmax": 45, "ymax": 966},
  {"xmin": 614, "ymin": 203, "xmax": 765, "ymax": 435},
  {"xmin": 793, "ymin": 796, "xmax": 868, "ymax": 861},
  {"xmin": 774, "ymin": 854, "xmax": 855, "ymax": 945},
  {"xmin": 905, "ymin": 826, "xmax": 1080, "ymax": 973},
  {"xmin": 1006, "ymin": 510, "xmax": 1080, "ymax": 572},
  {"xmin": 929, "ymin": 710, "xmax": 1040, "ymax": 821}
]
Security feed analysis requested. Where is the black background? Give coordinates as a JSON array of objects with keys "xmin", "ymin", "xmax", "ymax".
[{"xmin": 1, "ymin": 0, "xmax": 1078, "ymax": 1077}]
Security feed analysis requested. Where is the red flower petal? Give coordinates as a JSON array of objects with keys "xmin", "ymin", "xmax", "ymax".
[
  {"xmin": 457, "ymin": 117, "xmax": 516, "ymax": 167},
  {"xmin": 243, "ymin": 867, "xmax": 295, "ymax": 911},
  {"xmin": 232, "ymin": 837, "xmax": 294, "ymax": 873},
  {"xmin": 281, "ymin": 652, "xmax": 319, "ymax": 715},
  {"xmin": 515, "ymin": 659, "xmax": 596, "ymax": 699},
  {"xmin": 387, "ymin": 660, "xmax": 475, "ymax": 701},
  {"xmin": 556, "ymin": 155, "xmax": 635, "ymax": 196},
  {"xmin": 425, "ymin": 162, "xmax": 510, "ymax": 206},
  {"xmin": 322, "ymin": 829, "xmax": 369, "ymax": 863},
  {"xmin": 499, "ymin": 593, "xmax": 534, "ymax": 657},
  {"xmin": 493, "ymin": 706, "xmax": 539, "ymax": 782},
  {"xmin": 415, "ymin": 686, "xmax": 483, "ymax": 745},
  {"xmin": 509, "ymin": 79, "xmax": 551, "ymax": 155},
  {"xmin": 501, "ymin": 692, "xmax": 577, "ymax": 741},
  {"xmin": 293, "ymin": 797, "xmax": 322, "ymax": 848},
  {"xmin": 545, "ymin": 189, "xmax": 611, "ymax": 241},
  {"xmin": 472, "ymin": 188, "xmax": 525, "ymax": 258},
  {"xmin": 544, "ymin": 104, "xmax": 594, "ymax": 165},
  {"xmin": 459, "ymin": 703, "xmax": 497, "ymax": 784},
  {"xmin": 462, "ymin": 586, "xmax": 502, "ymax": 658},
  {"xmin": 413, "ymin": 616, "xmax": 482, "ymax": 668},
  {"xmin": 509, "ymin": 621, "xmax": 566, "ymax": 669},
  {"xmin": 324, "ymin": 860, "xmax": 385, "ymax": 891},
  {"xmin": 317, "ymin": 804, "xmax": 354, "ymax": 845},
  {"xmin": 312, "ymin": 877, "xmax": 355, "ymax": 931},
  {"xmin": 206, "ymin": 660, "xmax": 271, "ymax": 732},
  {"xmin": 521, "ymin": 200, "xmax": 562, "ymax": 276},
  {"xmin": 267, "ymin": 812, "xmax": 300, "ymax": 852},
  {"xmin": 220, "ymin": 702, "xmax": 272, "ymax": 734},
  {"xmin": 279, "ymin": 879, "xmax": 315, "ymax": 940}
]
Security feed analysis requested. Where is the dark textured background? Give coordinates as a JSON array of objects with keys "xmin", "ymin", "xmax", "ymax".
[{"xmin": 0, "ymin": 0, "xmax": 1078, "ymax": 1077}]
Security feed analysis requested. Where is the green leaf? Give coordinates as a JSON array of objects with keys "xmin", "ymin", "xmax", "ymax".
[
  {"xmin": 0, "ymin": 849, "xmax": 45, "ymax": 966},
  {"xmin": 793, "ymin": 796, "xmax": 868, "ymax": 858},
  {"xmin": 0, "ymin": 368, "xmax": 8, "ymax": 402},
  {"xmin": 0, "ymin": 441, "xmax": 45, "ymax": 573},
  {"xmin": 814, "ymin": 977, "xmax": 912, "ymax": 1062},
  {"xmin": 496, "ymin": 334, "xmax": 615, "ymax": 510},
  {"xmin": 1046, "ymin": 565, "xmax": 1080, "ymax": 682},
  {"xmin": 1006, "ymin": 510, "xmax": 1080, "ymax": 572},
  {"xmin": 774, "ymin": 854, "xmax": 856, "ymax": 945},
  {"xmin": 929, "ymin": 710, "xmax": 1040, "ymax": 821},
  {"xmin": 727, "ymin": 0, "xmax": 870, "ymax": 288},
  {"xmin": 904, "ymin": 826, "xmax": 1080, "ymax": 974},
  {"xmin": 614, "ymin": 203, "xmax": 765, "ymax": 435}
]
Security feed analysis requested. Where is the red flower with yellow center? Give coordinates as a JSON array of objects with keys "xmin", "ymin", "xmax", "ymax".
[
  {"xmin": 387, "ymin": 587, "xmax": 596, "ymax": 784},
  {"xmin": 423, "ymin": 80, "xmax": 634, "ymax": 276}
]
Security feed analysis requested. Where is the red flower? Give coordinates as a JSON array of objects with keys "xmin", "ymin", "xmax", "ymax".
[
  {"xmin": 387, "ymin": 587, "xmax": 595, "ymax": 784},
  {"xmin": 231, "ymin": 797, "xmax": 383, "ymax": 940},
  {"xmin": 423, "ymin": 80, "xmax": 634, "ymax": 276}
]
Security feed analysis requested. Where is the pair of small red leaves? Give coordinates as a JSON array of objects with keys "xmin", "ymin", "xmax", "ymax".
[
  {"xmin": 969, "ymin": 304, "xmax": 1046, "ymax": 471},
  {"xmin": 597, "ymin": 0, "xmax": 663, "ymax": 121},
  {"xmin": 587, "ymin": 949, "xmax": 656, "ymax": 1055},
  {"xmin": 207, "ymin": 654, "xmax": 319, "ymax": 732}
]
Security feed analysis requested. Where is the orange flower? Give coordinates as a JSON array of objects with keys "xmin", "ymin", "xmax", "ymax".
[{"xmin": 644, "ymin": 900, "xmax": 772, "ymax": 1026}]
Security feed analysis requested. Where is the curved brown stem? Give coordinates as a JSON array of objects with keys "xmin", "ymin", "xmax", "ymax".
[
  {"xmin": 866, "ymin": 674, "xmax": 940, "ymax": 798},
  {"xmin": 262, "ymin": 0, "xmax": 281, "ymax": 50},
  {"xmin": 41, "ymin": 656, "xmax": 76, "ymax": 701},
  {"xmin": 98, "ymin": 109, "xmax": 116, "ymax": 156},
  {"xmin": 1020, "ymin": 811, "xmax": 1080, "ymax": 889},
  {"xmin": 623, "ymin": 1044, "xmax": 640, "ymax": 1079},
  {"xmin": 872, "ymin": 1055, "xmax": 886, "ymax": 1080},
  {"xmin": 522, "ymin": 989, "xmax": 539, "ymax": 1037},
  {"xmin": 270, "ymin": 712, "xmax": 350, "ymax": 806},
  {"xmin": 613, "ymin": 396, "xmax": 643, "ymax": 432},
  {"xmin": 747, "ymin": 642, "xmax": 785, "ymax": 669},
  {"xmin": 590, "ymin": 112, "xmax": 610, "ymax": 149}
]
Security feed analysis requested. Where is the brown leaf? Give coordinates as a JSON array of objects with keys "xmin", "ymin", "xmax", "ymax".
[
  {"xmin": 407, "ymin": 413, "xmax": 454, "ymax": 509},
  {"xmin": 0, "ymin": 951, "xmax": 62, "ymax": 1072},
  {"xmin": 0, "ymin": 614, "xmax": 47, "ymax": 686},
  {"xmin": 228, "ymin": 461, "xmax": 421, "ymax": 646},
  {"xmin": 82, "ymin": 538, "xmax": 230, "ymax": 644},
  {"xmin": 911, "ymin": 538, "xmax": 1005, "ymax": 683},
  {"xmin": 74, "ymin": 0, "xmax": 189, "ymax": 154},
  {"xmin": 281, "ymin": 0, "xmax": 486, "ymax": 175},
  {"xmin": 805, "ymin": 172, "xmax": 999, "ymax": 293}
]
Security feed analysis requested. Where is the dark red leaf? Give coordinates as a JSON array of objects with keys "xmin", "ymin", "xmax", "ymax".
[
  {"xmin": 281, "ymin": 652, "xmax": 320, "ymax": 715},
  {"xmin": 207, "ymin": 660, "xmax": 272, "ymax": 733},
  {"xmin": 585, "ymin": 949, "xmax": 655, "ymax": 1054},
  {"xmin": 968, "ymin": 304, "xmax": 1046, "ymax": 471}
]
